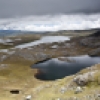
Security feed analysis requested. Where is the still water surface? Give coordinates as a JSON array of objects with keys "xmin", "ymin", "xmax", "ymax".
[
  {"xmin": 16, "ymin": 36, "xmax": 70, "ymax": 48},
  {"xmin": 31, "ymin": 55, "xmax": 100, "ymax": 80}
]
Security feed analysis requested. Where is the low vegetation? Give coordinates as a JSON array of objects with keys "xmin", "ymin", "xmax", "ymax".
[
  {"xmin": 0, "ymin": 30, "xmax": 99, "ymax": 100},
  {"xmin": 0, "ymin": 34, "xmax": 41, "ymax": 49}
]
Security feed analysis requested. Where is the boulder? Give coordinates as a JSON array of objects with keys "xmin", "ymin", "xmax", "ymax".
[
  {"xmin": 73, "ymin": 72, "xmax": 95, "ymax": 86},
  {"xmin": 74, "ymin": 86, "xmax": 82, "ymax": 94}
]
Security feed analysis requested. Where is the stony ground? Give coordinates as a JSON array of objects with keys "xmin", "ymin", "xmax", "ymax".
[
  {"xmin": 31, "ymin": 64, "xmax": 100, "ymax": 100},
  {"xmin": 0, "ymin": 30, "xmax": 99, "ymax": 100}
]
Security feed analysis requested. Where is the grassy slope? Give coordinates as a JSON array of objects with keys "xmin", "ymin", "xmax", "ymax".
[
  {"xmin": 33, "ymin": 64, "xmax": 100, "ymax": 100},
  {"xmin": 0, "ymin": 30, "xmax": 99, "ymax": 99},
  {"xmin": 0, "ymin": 34, "xmax": 41, "ymax": 49}
]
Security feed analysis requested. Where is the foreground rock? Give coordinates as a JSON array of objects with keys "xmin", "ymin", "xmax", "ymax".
[{"xmin": 73, "ymin": 71, "xmax": 96, "ymax": 86}]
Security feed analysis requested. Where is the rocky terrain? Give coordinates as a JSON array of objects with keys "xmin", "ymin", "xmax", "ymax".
[
  {"xmin": 0, "ymin": 30, "xmax": 99, "ymax": 100},
  {"xmin": 31, "ymin": 64, "xmax": 100, "ymax": 100},
  {"xmin": 80, "ymin": 31, "xmax": 100, "ymax": 56},
  {"xmin": 0, "ymin": 34, "xmax": 41, "ymax": 49}
]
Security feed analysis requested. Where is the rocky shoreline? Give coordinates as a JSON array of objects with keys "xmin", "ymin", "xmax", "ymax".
[{"xmin": 0, "ymin": 30, "xmax": 99, "ymax": 100}]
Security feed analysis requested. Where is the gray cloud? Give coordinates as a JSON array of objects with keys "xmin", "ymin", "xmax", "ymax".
[{"xmin": 0, "ymin": 0, "xmax": 100, "ymax": 18}]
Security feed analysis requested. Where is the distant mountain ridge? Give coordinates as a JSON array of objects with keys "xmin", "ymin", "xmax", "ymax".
[
  {"xmin": 0, "ymin": 28, "xmax": 100, "ymax": 37},
  {"xmin": 0, "ymin": 30, "xmax": 43, "ymax": 37}
]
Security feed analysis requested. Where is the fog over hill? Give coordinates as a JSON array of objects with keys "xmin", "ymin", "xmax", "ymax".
[{"xmin": 0, "ymin": 14, "xmax": 100, "ymax": 32}]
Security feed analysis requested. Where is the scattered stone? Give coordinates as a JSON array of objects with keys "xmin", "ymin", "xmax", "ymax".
[
  {"xmin": 35, "ymin": 53, "xmax": 51, "ymax": 61},
  {"xmin": 96, "ymin": 94, "xmax": 100, "ymax": 97},
  {"xmin": 60, "ymin": 87, "xmax": 67, "ymax": 94},
  {"xmin": 95, "ymin": 94, "xmax": 100, "ymax": 100},
  {"xmin": 25, "ymin": 95, "xmax": 32, "ymax": 100},
  {"xmin": 65, "ymin": 43, "xmax": 71, "ymax": 48},
  {"xmin": 0, "ymin": 64, "xmax": 8, "ymax": 69},
  {"xmin": 74, "ymin": 86, "xmax": 82, "ymax": 94},
  {"xmin": 57, "ymin": 98, "xmax": 61, "ymax": 100}
]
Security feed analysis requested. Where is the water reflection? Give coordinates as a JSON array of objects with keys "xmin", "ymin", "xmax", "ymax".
[
  {"xmin": 31, "ymin": 55, "xmax": 100, "ymax": 80},
  {"xmin": 16, "ymin": 36, "xmax": 70, "ymax": 48}
]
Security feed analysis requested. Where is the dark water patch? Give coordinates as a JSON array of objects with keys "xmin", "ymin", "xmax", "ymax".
[
  {"xmin": 10, "ymin": 90, "xmax": 20, "ymax": 94},
  {"xmin": 31, "ymin": 55, "xmax": 100, "ymax": 80},
  {"xmin": 34, "ymin": 58, "xmax": 51, "ymax": 64}
]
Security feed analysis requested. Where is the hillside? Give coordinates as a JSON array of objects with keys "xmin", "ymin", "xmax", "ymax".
[
  {"xmin": 0, "ymin": 30, "xmax": 99, "ymax": 100},
  {"xmin": 32, "ymin": 64, "xmax": 100, "ymax": 100}
]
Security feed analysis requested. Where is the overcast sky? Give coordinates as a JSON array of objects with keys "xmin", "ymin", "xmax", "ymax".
[{"xmin": 0, "ymin": 0, "xmax": 100, "ymax": 18}]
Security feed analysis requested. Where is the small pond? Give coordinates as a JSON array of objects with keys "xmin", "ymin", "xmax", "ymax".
[{"xmin": 31, "ymin": 55, "xmax": 100, "ymax": 80}]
